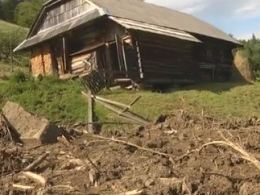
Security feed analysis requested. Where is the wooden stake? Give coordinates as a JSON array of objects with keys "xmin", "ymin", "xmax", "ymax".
[{"xmin": 88, "ymin": 90, "xmax": 94, "ymax": 133}]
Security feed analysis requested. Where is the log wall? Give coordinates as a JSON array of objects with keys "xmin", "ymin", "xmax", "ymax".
[
  {"xmin": 192, "ymin": 34, "xmax": 237, "ymax": 81},
  {"xmin": 136, "ymin": 31, "xmax": 199, "ymax": 83}
]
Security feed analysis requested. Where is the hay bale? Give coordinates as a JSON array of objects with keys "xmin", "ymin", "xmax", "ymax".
[{"xmin": 231, "ymin": 49, "xmax": 256, "ymax": 83}]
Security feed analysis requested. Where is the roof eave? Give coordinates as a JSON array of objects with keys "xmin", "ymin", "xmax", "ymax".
[{"xmin": 13, "ymin": 8, "xmax": 104, "ymax": 53}]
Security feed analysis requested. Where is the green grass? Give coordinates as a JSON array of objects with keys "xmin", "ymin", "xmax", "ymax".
[
  {"xmin": 0, "ymin": 62, "xmax": 28, "ymax": 81},
  {"xmin": 0, "ymin": 20, "xmax": 28, "ymax": 33},
  {"xmin": 0, "ymin": 69, "xmax": 260, "ymax": 124}
]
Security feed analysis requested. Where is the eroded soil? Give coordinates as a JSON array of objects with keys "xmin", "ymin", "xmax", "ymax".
[{"xmin": 1, "ymin": 111, "xmax": 260, "ymax": 195}]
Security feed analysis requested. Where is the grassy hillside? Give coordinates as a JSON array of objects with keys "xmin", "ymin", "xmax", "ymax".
[
  {"xmin": 0, "ymin": 62, "xmax": 28, "ymax": 81},
  {"xmin": 0, "ymin": 20, "xmax": 28, "ymax": 33},
  {"xmin": 0, "ymin": 20, "xmax": 29, "ymax": 67},
  {"xmin": 0, "ymin": 70, "xmax": 259, "ymax": 124}
]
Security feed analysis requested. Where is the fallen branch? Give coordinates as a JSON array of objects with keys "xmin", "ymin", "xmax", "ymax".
[
  {"xmin": 12, "ymin": 184, "xmax": 35, "ymax": 190},
  {"xmin": 91, "ymin": 135, "xmax": 172, "ymax": 158},
  {"xmin": 22, "ymin": 171, "xmax": 47, "ymax": 186},
  {"xmin": 199, "ymin": 135, "xmax": 260, "ymax": 172},
  {"xmin": 23, "ymin": 152, "xmax": 49, "ymax": 171}
]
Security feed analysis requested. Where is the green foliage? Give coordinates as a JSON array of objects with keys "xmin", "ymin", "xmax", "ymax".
[
  {"xmin": 15, "ymin": 0, "xmax": 47, "ymax": 28},
  {"xmin": 2, "ymin": 68, "xmax": 260, "ymax": 124},
  {"xmin": 0, "ymin": 74, "xmax": 89, "ymax": 123},
  {"xmin": 0, "ymin": 20, "xmax": 29, "ymax": 66},
  {"xmin": 0, "ymin": 1, "xmax": 5, "ymax": 19},
  {"xmin": 9, "ymin": 70, "xmax": 30, "ymax": 83},
  {"xmin": 1, "ymin": 0, "xmax": 18, "ymax": 22}
]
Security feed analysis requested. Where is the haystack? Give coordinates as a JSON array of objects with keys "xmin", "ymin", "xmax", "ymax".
[{"xmin": 231, "ymin": 49, "xmax": 256, "ymax": 83}]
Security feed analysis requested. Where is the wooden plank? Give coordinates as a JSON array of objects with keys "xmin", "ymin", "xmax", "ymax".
[
  {"xmin": 115, "ymin": 34, "xmax": 126, "ymax": 72},
  {"xmin": 135, "ymin": 38, "xmax": 144, "ymax": 78},
  {"xmin": 91, "ymin": 95, "xmax": 130, "ymax": 109},
  {"xmin": 62, "ymin": 37, "xmax": 68, "ymax": 72},
  {"xmin": 121, "ymin": 40, "xmax": 128, "ymax": 73}
]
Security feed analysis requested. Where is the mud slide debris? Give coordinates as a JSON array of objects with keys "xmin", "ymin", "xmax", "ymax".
[{"xmin": 1, "ymin": 103, "xmax": 260, "ymax": 194}]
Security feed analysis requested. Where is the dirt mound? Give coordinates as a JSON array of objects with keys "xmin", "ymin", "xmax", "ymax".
[
  {"xmin": 2, "ymin": 111, "xmax": 260, "ymax": 195},
  {"xmin": 232, "ymin": 49, "xmax": 256, "ymax": 83}
]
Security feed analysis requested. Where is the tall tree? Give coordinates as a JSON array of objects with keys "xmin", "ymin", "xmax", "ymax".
[
  {"xmin": 1, "ymin": 0, "xmax": 18, "ymax": 22},
  {"xmin": 14, "ymin": 0, "xmax": 47, "ymax": 28},
  {"xmin": 0, "ymin": 1, "xmax": 4, "ymax": 19}
]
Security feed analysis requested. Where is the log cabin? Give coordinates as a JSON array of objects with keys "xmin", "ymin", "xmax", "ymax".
[{"xmin": 13, "ymin": 0, "xmax": 242, "ymax": 88}]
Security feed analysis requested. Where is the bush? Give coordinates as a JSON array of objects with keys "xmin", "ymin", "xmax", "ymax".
[
  {"xmin": 0, "ymin": 28, "xmax": 29, "ymax": 66},
  {"xmin": 9, "ymin": 70, "xmax": 30, "ymax": 83}
]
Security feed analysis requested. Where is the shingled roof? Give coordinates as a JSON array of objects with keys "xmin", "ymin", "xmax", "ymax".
[
  {"xmin": 14, "ymin": 0, "xmax": 242, "ymax": 52},
  {"xmin": 91, "ymin": 0, "xmax": 240, "ymax": 44}
]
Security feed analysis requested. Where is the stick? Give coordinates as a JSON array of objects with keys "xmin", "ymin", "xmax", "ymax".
[
  {"xmin": 85, "ymin": 154, "xmax": 100, "ymax": 173},
  {"xmin": 23, "ymin": 152, "xmax": 49, "ymax": 171},
  {"xmin": 119, "ymin": 95, "xmax": 141, "ymax": 115},
  {"xmin": 22, "ymin": 171, "xmax": 47, "ymax": 186},
  {"xmin": 91, "ymin": 135, "xmax": 172, "ymax": 158},
  {"xmin": 1, "ymin": 114, "xmax": 14, "ymax": 141},
  {"xmin": 70, "ymin": 121, "xmax": 135, "ymax": 126},
  {"xmin": 12, "ymin": 184, "xmax": 35, "ymax": 190}
]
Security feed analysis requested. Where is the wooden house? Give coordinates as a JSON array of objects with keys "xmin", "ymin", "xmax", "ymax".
[{"xmin": 13, "ymin": 0, "xmax": 242, "ymax": 88}]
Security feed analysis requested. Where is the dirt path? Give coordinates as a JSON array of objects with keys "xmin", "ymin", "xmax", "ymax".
[{"xmin": 1, "ymin": 111, "xmax": 260, "ymax": 195}]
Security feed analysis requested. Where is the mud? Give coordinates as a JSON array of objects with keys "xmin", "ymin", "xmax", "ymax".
[{"xmin": 1, "ymin": 111, "xmax": 260, "ymax": 195}]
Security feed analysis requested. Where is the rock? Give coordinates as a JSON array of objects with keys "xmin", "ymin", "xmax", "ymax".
[{"xmin": 2, "ymin": 101, "xmax": 62, "ymax": 144}]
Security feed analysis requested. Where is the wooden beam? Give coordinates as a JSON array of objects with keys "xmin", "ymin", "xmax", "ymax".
[
  {"xmin": 62, "ymin": 37, "xmax": 67, "ymax": 73},
  {"xmin": 135, "ymin": 37, "xmax": 144, "ymax": 79}
]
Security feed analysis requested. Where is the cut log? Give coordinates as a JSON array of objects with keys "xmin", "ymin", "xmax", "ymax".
[{"xmin": 2, "ymin": 101, "xmax": 63, "ymax": 144}]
